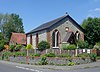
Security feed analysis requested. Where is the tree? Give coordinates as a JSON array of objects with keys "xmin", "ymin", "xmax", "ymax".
[
  {"xmin": 38, "ymin": 41, "xmax": 50, "ymax": 51},
  {"xmin": 26, "ymin": 44, "xmax": 33, "ymax": 64},
  {"xmin": 0, "ymin": 32, "xmax": 5, "ymax": 51},
  {"xmin": 77, "ymin": 40, "xmax": 89, "ymax": 49},
  {"xmin": 81, "ymin": 17, "xmax": 100, "ymax": 45},
  {"xmin": 0, "ymin": 13, "xmax": 24, "ymax": 41},
  {"xmin": 26, "ymin": 44, "xmax": 33, "ymax": 56}
]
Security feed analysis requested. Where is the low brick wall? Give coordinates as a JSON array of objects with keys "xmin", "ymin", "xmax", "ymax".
[{"xmin": 8, "ymin": 56, "xmax": 91, "ymax": 65}]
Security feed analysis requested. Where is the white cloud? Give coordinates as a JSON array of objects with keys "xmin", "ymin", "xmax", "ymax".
[
  {"xmin": 94, "ymin": 8, "xmax": 100, "ymax": 11},
  {"xmin": 89, "ymin": 8, "xmax": 100, "ymax": 12}
]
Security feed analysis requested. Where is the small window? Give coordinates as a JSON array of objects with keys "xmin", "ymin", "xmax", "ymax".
[{"xmin": 65, "ymin": 27, "xmax": 69, "ymax": 32}]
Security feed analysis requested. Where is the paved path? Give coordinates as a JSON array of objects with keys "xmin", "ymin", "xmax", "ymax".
[{"xmin": 0, "ymin": 60, "xmax": 100, "ymax": 72}]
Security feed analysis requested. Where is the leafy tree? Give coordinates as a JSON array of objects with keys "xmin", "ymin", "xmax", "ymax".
[
  {"xmin": 77, "ymin": 40, "xmax": 89, "ymax": 49},
  {"xmin": 81, "ymin": 17, "xmax": 100, "ymax": 45},
  {"xmin": 0, "ymin": 13, "xmax": 24, "ymax": 40},
  {"xmin": 38, "ymin": 41, "xmax": 50, "ymax": 51},
  {"xmin": 0, "ymin": 32, "xmax": 6, "ymax": 51},
  {"xmin": 26, "ymin": 44, "xmax": 33, "ymax": 56},
  {"xmin": 26, "ymin": 44, "xmax": 33, "ymax": 64}
]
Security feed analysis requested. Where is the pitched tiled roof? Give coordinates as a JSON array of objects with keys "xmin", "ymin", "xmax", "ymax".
[
  {"xmin": 27, "ymin": 14, "xmax": 68, "ymax": 34},
  {"xmin": 9, "ymin": 33, "xmax": 26, "ymax": 45},
  {"xmin": 27, "ymin": 14, "xmax": 84, "ymax": 34}
]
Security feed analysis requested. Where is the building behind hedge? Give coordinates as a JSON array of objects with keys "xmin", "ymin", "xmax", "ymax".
[{"xmin": 26, "ymin": 13, "xmax": 84, "ymax": 50}]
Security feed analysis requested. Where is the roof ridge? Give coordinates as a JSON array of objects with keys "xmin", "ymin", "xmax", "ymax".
[{"xmin": 27, "ymin": 15, "xmax": 68, "ymax": 34}]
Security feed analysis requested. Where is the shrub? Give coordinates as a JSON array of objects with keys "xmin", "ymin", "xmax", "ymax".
[
  {"xmin": 38, "ymin": 41, "xmax": 50, "ymax": 51},
  {"xmin": 62, "ymin": 43, "xmax": 68, "ymax": 50},
  {"xmin": 63, "ymin": 44, "xmax": 76, "ymax": 50},
  {"xmin": 45, "ymin": 53, "xmax": 55, "ymax": 57},
  {"xmin": 9, "ymin": 45, "xmax": 15, "ymax": 52},
  {"xmin": 77, "ymin": 53, "xmax": 90, "ymax": 57},
  {"xmin": 26, "ymin": 44, "xmax": 33, "ymax": 50},
  {"xmin": 89, "ymin": 53, "xmax": 97, "ymax": 62},
  {"xmin": 15, "ymin": 44, "xmax": 23, "ymax": 51},
  {"xmin": 97, "ymin": 56, "xmax": 100, "ymax": 60},
  {"xmin": 34, "ymin": 53, "xmax": 41, "ymax": 57},
  {"xmin": 0, "ymin": 44, "xmax": 4, "ymax": 51},
  {"xmin": 68, "ymin": 62, "xmax": 75, "ymax": 66},
  {"xmin": 14, "ymin": 52, "xmax": 26, "ymax": 57},
  {"xmin": 2, "ymin": 51, "xmax": 12, "ymax": 60},
  {"xmin": 39, "ymin": 56, "xmax": 48, "ymax": 65},
  {"xmin": 94, "ymin": 42, "xmax": 100, "ymax": 50},
  {"xmin": 77, "ymin": 40, "xmax": 89, "ymax": 49}
]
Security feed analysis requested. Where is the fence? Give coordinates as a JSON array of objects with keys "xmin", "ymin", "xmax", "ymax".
[{"xmin": 34, "ymin": 49, "xmax": 93, "ymax": 56}]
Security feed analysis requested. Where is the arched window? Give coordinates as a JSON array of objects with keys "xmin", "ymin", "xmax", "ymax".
[
  {"xmin": 75, "ymin": 31, "xmax": 80, "ymax": 40},
  {"xmin": 52, "ymin": 30, "xmax": 60, "ymax": 48}
]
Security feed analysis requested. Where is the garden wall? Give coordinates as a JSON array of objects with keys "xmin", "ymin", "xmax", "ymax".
[{"xmin": 8, "ymin": 56, "xmax": 91, "ymax": 65}]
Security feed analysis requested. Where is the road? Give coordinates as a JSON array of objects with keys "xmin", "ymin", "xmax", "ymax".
[{"xmin": 0, "ymin": 61, "xmax": 100, "ymax": 72}]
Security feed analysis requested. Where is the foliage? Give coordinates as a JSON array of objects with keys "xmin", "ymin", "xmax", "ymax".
[
  {"xmin": 89, "ymin": 53, "xmax": 97, "ymax": 62},
  {"xmin": 39, "ymin": 56, "xmax": 48, "ymax": 65},
  {"xmin": 0, "ymin": 33, "xmax": 6, "ymax": 51},
  {"xmin": 4, "ymin": 45, "xmax": 9, "ymax": 50},
  {"xmin": 97, "ymin": 56, "xmax": 100, "ymax": 60},
  {"xmin": 0, "ymin": 43, "xmax": 4, "ymax": 51},
  {"xmin": 63, "ymin": 44, "xmax": 76, "ymax": 50},
  {"xmin": 15, "ymin": 44, "xmax": 23, "ymax": 51},
  {"xmin": 68, "ymin": 62, "xmax": 75, "ymax": 66},
  {"xmin": 34, "ymin": 53, "xmax": 41, "ymax": 57},
  {"xmin": 26, "ymin": 44, "xmax": 33, "ymax": 50},
  {"xmin": 45, "ymin": 53, "xmax": 55, "ymax": 57},
  {"xmin": 14, "ymin": 52, "xmax": 26, "ymax": 57},
  {"xmin": 9, "ymin": 45, "xmax": 15, "ymax": 52},
  {"xmin": 0, "ymin": 13, "xmax": 24, "ymax": 41},
  {"xmin": 57, "ymin": 54, "xmax": 71, "ymax": 58},
  {"xmin": 2, "ymin": 51, "xmax": 12, "ymax": 56},
  {"xmin": 77, "ymin": 53, "xmax": 90, "ymax": 57},
  {"xmin": 2, "ymin": 51, "xmax": 12, "ymax": 60},
  {"xmin": 38, "ymin": 41, "xmax": 50, "ymax": 51},
  {"xmin": 77, "ymin": 40, "xmax": 89, "ymax": 49},
  {"xmin": 81, "ymin": 17, "xmax": 100, "ymax": 45},
  {"xmin": 94, "ymin": 42, "xmax": 100, "ymax": 50},
  {"xmin": 62, "ymin": 43, "xmax": 69, "ymax": 50}
]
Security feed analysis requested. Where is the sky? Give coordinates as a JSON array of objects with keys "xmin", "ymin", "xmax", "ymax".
[{"xmin": 0, "ymin": 0, "xmax": 100, "ymax": 33}]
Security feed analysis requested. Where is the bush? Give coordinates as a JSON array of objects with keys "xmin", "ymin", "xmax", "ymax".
[
  {"xmin": 77, "ymin": 53, "xmax": 90, "ymax": 57},
  {"xmin": 14, "ymin": 52, "xmax": 26, "ymax": 57},
  {"xmin": 9, "ymin": 45, "xmax": 15, "ymax": 52},
  {"xmin": 34, "ymin": 53, "xmax": 41, "ymax": 57},
  {"xmin": 97, "ymin": 56, "xmax": 100, "ymax": 60},
  {"xmin": 38, "ymin": 41, "xmax": 50, "ymax": 51},
  {"xmin": 77, "ymin": 40, "xmax": 89, "ymax": 49},
  {"xmin": 94, "ymin": 42, "xmax": 100, "ymax": 50},
  {"xmin": 15, "ymin": 44, "xmax": 23, "ymax": 51},
  {"xmin": 68, "ymin": 62, "xmax": 75, "ymax": 66},
  {"xmin": 2, "ymin": 51, "xmax": 12, "ymax": 60},
  {"xmin": 89, "ymin": 53, "xmax": 97, "ymax": 62},
  {"xmin": 0, "ymin": 44, "xmax": 4, "ymax": 51},
  {"xmin": 45, "ymin": 53, "xmax": 55, "ymax": 57},
  {"xmin": 39, "ymin": 56, "xmax": 48, "ymax": 65},
  {"xmin": 63, "ymin": 44, "xmax": 76, "ymax": 50},
  {"xmin": 62, "ymin": 43, "xmax": 68, "ymax": 50},
  {"xmin": 26, "ymin": 44, "xmax": 33, "ymax": 50}
]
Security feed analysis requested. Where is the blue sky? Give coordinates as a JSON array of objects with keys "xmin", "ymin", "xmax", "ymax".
[{"xmin": 0, "ymin": 0, "xmax": 100, "ymax": 33}]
